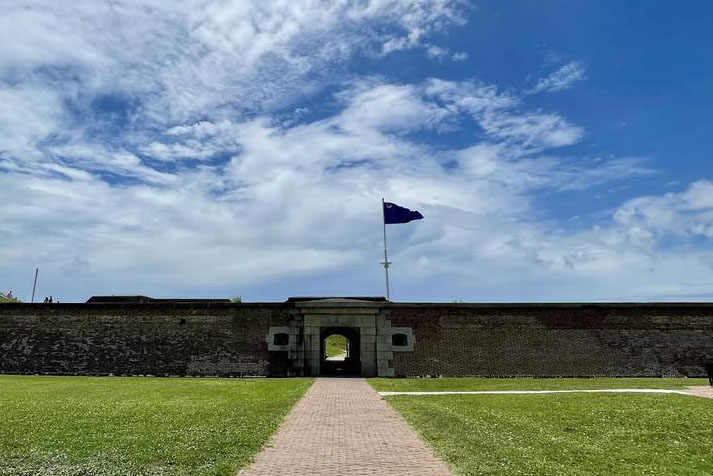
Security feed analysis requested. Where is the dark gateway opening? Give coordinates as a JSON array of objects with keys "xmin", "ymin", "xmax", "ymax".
[{"xmin": 319, "ymin": 327, "xmax": 361, "ymax": 376}]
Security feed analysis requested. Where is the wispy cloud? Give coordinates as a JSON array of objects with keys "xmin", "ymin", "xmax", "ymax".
[
  {"xmin": 1, "ymin": 1, "xmax": 712, "ymax": 303},
  {"xmin": 451, "ymin": 52, "xmax": 468, "ymax": 62},
  {"xmin": 0, "ymin": 1, "xmax": 467, "ymax": 128},
  {"xmin": 0, "ymin": 74, "xmax": 662, "ymax": 301},
  {"xmin": 614, "ymin": 180, "xmax": 713, "ymax": 241},
  {"xmin": 529, "ymin": 61, "xmax": 587, "ymax": 94}
]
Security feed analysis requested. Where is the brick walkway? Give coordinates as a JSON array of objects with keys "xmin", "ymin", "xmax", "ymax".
[{"xmin": 239, "ymin": 378, "xmax": 453, "ymax": 476}]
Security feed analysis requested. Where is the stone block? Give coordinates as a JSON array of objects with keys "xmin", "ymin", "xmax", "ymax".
[
  {"xmin": 360, "ymin": 334, "xmax": 376, "ymax": 344},
  {"xmin": 378, "ymin": 367, "xmax": 395, "ymax": 377}
]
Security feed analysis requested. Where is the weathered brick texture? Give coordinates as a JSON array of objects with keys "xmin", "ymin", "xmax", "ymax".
[
  {"xmin": 0, "ymin": 303, "xmax": 292, "ymax": 377},
  {"xmin": 390, "ymin": 304, "xmax": 713, "ymax": 378},
  {"xmin": 1, "ymin": 301, "xmax": 712, "ymax": 377}
]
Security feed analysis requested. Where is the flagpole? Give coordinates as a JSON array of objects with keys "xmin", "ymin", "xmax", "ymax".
[
  {"xmin": 31, "ymin": 267, "xmax": 39, "ymax": 304},
  {"xmin": 381, "ymin": 198, "xmax": 391, "ymax": 301}
]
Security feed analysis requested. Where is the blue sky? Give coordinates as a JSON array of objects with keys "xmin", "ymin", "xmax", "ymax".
[{"xmin": 1, "ymin": 1, "xmax": 713, "ymax": 302}]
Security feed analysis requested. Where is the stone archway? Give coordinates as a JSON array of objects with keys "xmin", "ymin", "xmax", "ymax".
[
  {"xmin": 266, "ymin": 298, "xmax": 414, "ymax": 377},
  {"xmin": 319, "ymin": 327, "xmax": 361, "ymax": 376}
]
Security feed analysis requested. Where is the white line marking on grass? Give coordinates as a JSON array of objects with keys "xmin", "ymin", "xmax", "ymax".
[{"xmin": 379, "ymin": 389, "xmax": 695, "ymax": 396}]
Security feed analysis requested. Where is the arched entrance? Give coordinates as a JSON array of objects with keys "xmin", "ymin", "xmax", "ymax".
[{"xmin": 319, "ymin": 327, "xmax": 361, "ymax": 376}]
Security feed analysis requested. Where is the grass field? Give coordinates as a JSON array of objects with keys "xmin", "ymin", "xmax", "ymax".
[
  {"xmin": 375, "ymin": 378, "xmax": 713, "ymax": 475},
  {"xmin": 0, "ymin": 375, "xmax": 312, "ymax": 476},
  {"xmin": 369, "ymin": 377, "xmax": 708, "ymax": 392},
  {"xmin": 324, "ymin": 334, "xmax": 348, "ymax": 358}
]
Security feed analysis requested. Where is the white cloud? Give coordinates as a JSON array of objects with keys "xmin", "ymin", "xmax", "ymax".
[
  {"xmin": 338, "ymin": 83, "xmax": 450, "ymax": 133},
  {"xmin": 46, "ymin": 144, "xmax": 176, "ymax": 184},
  {"xmin": 426, "ymin": 45, "xmax": 450, "ymax": 59},
  {"xmin": 426, "ymin": 47, "xmax": 468, "ymax": 62},
  {"xmin": 530, "ymin": 61, "xmax": 587, "ymax": 94},
  {"xmin": 0, "ymin": 0, "xmax": 466, "ymax": 126},
  {"xmin": 1, "ymin": 2, "xmax": 711, "ymax": 303},
  {"xmin": 0, "ymin": 74, "xmax": 672, "ymax": 302},
  {"xmin": 0, "ymin": 85, "xmax": 63, "ymax": 159},
  {"xmin": 479, "ymin": 111, "xmax": 584, "ymax": 149},
  {"xmin": 423, "ymin": 79, "xmax": 584, "ymax": 150},
  {"xmin": 451, "ymin": 52, "xmax": 468, "ymax": 62},
  {"xmin": 614, "ymin": 180, "xmax": 713, "ymax": 240}
]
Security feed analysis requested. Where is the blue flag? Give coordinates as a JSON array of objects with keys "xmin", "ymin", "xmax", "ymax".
[{"xmin": 383, "ymin": 201, "xmax": 424, "ymax": 224}]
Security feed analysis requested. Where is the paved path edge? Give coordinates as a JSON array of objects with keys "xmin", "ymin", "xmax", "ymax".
[{"xmin": 379, "ymin": 387, "xmax": 713, "ymax": 399}]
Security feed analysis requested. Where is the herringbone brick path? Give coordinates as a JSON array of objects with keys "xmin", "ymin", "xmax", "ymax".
[{"xmin": 239, "ymin": 378, "xmax": 453, "ymax": 476}]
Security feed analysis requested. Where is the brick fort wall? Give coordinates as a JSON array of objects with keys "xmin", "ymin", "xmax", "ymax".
[
  {"xmin": 0, "ymin": 303, "xmax": 292, "ymax": 377},
  {"xmin": 1, "ymin": 301, "xmax": 712, "ymax": 377},
  {"xmin": 390, "ymin": 303, "xmax": 713, "ymax": 378}
]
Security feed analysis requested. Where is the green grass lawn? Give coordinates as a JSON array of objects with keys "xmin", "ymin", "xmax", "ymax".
[
  {"xmin": 386, "ymin": 393, "xmax": 713, "ymax": 475},
  {"xmin": 324, "ymin": 334, "xmax": 348, "ymax": 358},
  {"xmin": 0, "ymin": 375, "xmax": 312, "ymax": 476},
  {"xmin": 369, "ymin": 377, "xmax": 708, "ymax": 392}
]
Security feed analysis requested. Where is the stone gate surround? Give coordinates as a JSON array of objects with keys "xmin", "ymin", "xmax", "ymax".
[{"xmin": 266, "ymin": 298, "xmax": 414, "ymax": 377}]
